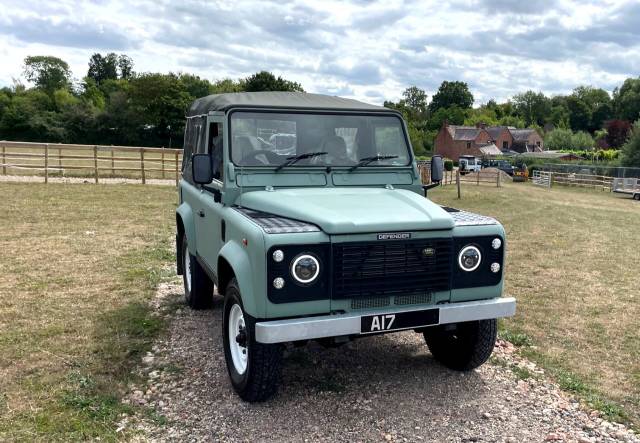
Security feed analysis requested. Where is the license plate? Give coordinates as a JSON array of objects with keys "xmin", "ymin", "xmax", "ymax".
[{"xmin": 360, "ymin": 308, "xmax": 439, "ymax": 334}]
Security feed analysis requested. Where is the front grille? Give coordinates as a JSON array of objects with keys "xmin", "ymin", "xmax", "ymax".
[
  {"xmin": 332, "ymin": 239, "xmax": 452, "ymax": 299},
  {"xmin": 351, "ymin": 297, "xmax": 390, "ymax": 310},
  {"xmin": 395, "ymin": 292, "xmax": 434, "ymax": 306}
]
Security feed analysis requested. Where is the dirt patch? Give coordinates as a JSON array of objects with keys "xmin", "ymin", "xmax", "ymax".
[{"xmin": 122, "ymin": 283, "xmax": 639, "ymax": 442}]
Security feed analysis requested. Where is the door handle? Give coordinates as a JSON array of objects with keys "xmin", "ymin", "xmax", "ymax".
[{"xmin": 197, "ymin": 210, "xmax": 205, "ymax": 217}]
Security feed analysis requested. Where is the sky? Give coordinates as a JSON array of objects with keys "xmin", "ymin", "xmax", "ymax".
[{"xmin": 1, "ymin": 0, "xmax": 639, "ymax": 105}]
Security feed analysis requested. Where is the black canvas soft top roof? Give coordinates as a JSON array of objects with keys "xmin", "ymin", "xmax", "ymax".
[{"xmin": 187, "ymin": 91, "xmax": 392, "ymax": 116}]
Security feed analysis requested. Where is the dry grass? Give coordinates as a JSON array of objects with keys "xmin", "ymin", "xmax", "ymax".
[
  {"xmin": 0, "ymin": 183, "xmax": 177, "ymax": 441},
  {"xmin": 430, "ymin": 182, "xmax": 640, "ymax": 426}
]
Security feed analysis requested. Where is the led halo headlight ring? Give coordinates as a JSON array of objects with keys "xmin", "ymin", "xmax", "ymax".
[
  {"xmin": 290, "ymin": 253, "xmax": 320, "ymax": 284},
  {"xmin": 458, "ymin": 245, "xmax": 482, "ymax": 272}
]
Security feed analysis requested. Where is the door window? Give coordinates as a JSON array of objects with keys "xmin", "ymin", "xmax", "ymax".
[{"xmin": 208, "ymin": 122, "xmax": 223, "ymax": 181}]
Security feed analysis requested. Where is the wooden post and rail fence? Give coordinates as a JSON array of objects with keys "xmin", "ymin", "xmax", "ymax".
[{"xmin": 0, "ymin": 141, "xmax": 183, "ymax": 185}]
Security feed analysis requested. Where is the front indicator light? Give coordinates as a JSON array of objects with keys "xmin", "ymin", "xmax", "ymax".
[
  {"xmin": 273, "ymin": 277, "xmax": 285, "ymax": 289},
  {"xmin": 272, "ymin": 249, "xmax": 284, "ymax": 262},
  {"xmin": 491, "ymin": 238, "xmax": 502, "ymax": 249},
  {"xmin": 491, "ymin": 263, "xmax": 501, "ymax": 273}
]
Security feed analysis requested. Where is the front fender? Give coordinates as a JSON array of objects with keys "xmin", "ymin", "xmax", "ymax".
[
  {"xmin": 176, "ymin": 202, "xmax": 196, "ymax": 255},
  {"xmin": 219, "ymin": 240, "xmax": 262, "ymax": 318}
]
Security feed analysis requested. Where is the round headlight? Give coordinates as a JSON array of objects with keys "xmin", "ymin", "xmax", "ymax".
[
  {"xmin": 491, "ymin": 238, "xmax": 502, "ymax": 250},
  {"xmin": 291, "ymin": 254, "xmax": 320, "ymax": 284},
  {"xmin": 458, "ymin": 245, "xmax": 482, "ymax": 272}
]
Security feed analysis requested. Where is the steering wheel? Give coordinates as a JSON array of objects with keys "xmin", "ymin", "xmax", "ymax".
[{"xmin": 239, "ymin": 149, "xmax": 281, "ymax": 165}]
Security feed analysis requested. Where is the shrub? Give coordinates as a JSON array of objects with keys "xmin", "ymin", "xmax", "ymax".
[
  {"xmin": 621, "ymin": 120, "xmax": 640, "ymax": 167},
  {"xmin": 444, "ymin": 159, "xmax": 453, "ymax": 171}
]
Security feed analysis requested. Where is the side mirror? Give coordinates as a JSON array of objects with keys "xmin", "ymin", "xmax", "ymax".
[
  {"xmin": 430, "ymin": 155, "xmax": 444, "ymax": 183},
  {"xmin": 192, "ymin": 154, "xmax": 213, "ymax": 184}
]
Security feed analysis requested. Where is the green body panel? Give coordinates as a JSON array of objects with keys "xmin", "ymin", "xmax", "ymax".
[
  {"xmin": 176, "ymin": 201, "xmax": 196, "ymax": 255},
  {"xmin": 236, "ymin": 187, "xmax": 455, "ymax": 234},
  {"xmin": 177, "ymin": 105, "xmax": 507, "ymax": 325}
]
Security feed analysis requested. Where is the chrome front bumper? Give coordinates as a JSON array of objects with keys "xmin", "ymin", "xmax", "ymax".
[{"xmin": 255, "ymin": 297, "xmax": 516, "ymax": 344}]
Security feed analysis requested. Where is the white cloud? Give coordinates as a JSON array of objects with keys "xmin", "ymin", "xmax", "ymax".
[{"xmin": 0, "ymin": 0, "xmax": 639, "ymax": 104}]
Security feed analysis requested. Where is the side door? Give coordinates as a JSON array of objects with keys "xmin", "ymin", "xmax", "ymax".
[
  {"xmin": 180, "ymin": 116, "xmax": 204, "ymax": 242},
  {"xmin": 194, "ymin": 117, "xmax": 225, "ymax": 279}
]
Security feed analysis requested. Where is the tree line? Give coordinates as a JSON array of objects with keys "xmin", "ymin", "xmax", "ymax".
[{"xmin": 0, "ymin": 54, "xmax": 639, "ymax": 166}]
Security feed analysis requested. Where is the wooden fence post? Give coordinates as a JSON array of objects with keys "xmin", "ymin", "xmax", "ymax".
[
  {"xmin": 175, "ymin": 152, "xmax": 179, "ymax": 187},
  {"xmin": 162, "ymin": 148, "xmax": 166, "ymax": 179},
  {"xmin": 44, "ymin": 144, "xmax": 49, "ymax": 183},
  {"xmin": 476, "ymin": 170, "xmax": 480, "ymax": 186},
  {"xmin": 111, "ymin": 150, "xmax": 115, "ymax": 176},
  {"xmin": 1, "ymin": 144, "xmax": 5, "ymax": 175},
  {"xmin": 93, "ymin": 145, "xmax": 99, "ymax": 184},
  {"xmin": 140, "ymin": 149, "xmax": 146, "ymax": 184},
  {"xmin": 497, "ymin": 170, "xmax": 501, "ymax": 188},
  {"xmin": 456, "ymin": 169, "xmax": 461, "ymax": 199},
  {"xmin": 58, "ymin": 147, "xmax": 62, "ymax": 171}
]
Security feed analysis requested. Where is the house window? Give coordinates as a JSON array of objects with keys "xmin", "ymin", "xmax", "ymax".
[
  {"xmin": 466, "ymin": 142, "xmax": 471, "ymax": 149},
  {"xmin": 502, "ymin": 141, "xmax": 508, "ymax": 150}
]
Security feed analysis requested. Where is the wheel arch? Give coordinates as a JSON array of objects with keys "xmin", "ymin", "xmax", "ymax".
[
  {"xmin": 218, "ymin": 241, "xmax": 262, "ymax": 318},
  {"xmin": 176, "ymin": 203, "xmax": 196, "ymax": 275}
]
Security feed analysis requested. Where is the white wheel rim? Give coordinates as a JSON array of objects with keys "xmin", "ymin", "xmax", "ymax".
[
  {"xmin": 228, "ymin": 304, "xmax": 248, "ymax": 374},
  {"xmin": 184, "ymin": 251, "xmax": 192, "ymax": 292}
]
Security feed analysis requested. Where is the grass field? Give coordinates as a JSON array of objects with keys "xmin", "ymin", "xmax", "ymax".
[
  {"xmin": 0, "ymin": 180, "xmax": 638, "ymax": 440},
  {"xmin": 430, "ymin": 183, "xmax": 639, "ymax": 426},
  {"xmin": 0, "ymin": 183, "xmax": 177, "ymax": 441}
]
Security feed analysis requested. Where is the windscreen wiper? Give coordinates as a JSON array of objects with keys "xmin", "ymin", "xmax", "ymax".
[
  {"xmin": 275, "ymin": 151, "xmax": 327, "ymax": 172},
  {"xmin": 348, "ymin": 155, "xmax": 398, "ymax": 172}
]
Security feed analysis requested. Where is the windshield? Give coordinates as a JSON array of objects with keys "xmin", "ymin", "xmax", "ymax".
[{"xmin": 230, "ymin": 111, "xmax": 411, "ymax": 168}]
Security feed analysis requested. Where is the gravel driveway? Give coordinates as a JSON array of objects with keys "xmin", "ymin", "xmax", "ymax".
[{"xmin": 123, "ymin": 283, "xmax": 639, "ymax": 443}]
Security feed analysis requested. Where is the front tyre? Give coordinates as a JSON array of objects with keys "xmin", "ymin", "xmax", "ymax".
[
  {"xmin": 181, "ymin": 234, "xmax": 213, "ymax": 309},
  {"xmin": 423, "ymin": 319, "xmax": 497, "ymax": 371},
  {"xmin": 223, "ymin": 278, "xmax": 283, "ymax": 402}
]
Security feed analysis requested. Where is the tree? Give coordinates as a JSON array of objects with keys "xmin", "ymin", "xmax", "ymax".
[
  {"xmin": 87, "ymin": 53, "xmax": 118, "ymax": 84},
  {"xmin": 428, "ymin": 81, "xmax": 473, "ymax": 112},
  {"xmin": 179, "ymin": 74, "xmax": 212, "ymax": 99},
  {"xmin": 613, "ymin": 77, "xmax": 640, "ymax": 122},
  {"xmin": 23, "ymin": 56, "xmax": 71, "ymax": 93},
  {"xmin": 621, "ymin": 120, "xmax": 640, "ymax": 167},
  {"xmin": 544, "ymin": 128, "xmax": 574, "ymax": 150},
  {"xmin": 210, "ymin": 78, "xmax": 244, "ymax": 94},
  {"xmin": 426, "ymin": 105, "xmax": 466, "ymax": 131},
  {"xmin": 604, "ymin": 120, "xmax": 632, "ymax": 148},
  {"xmin": 565, "ymin": 96, "xmax": 591, "ymax": 132},
  {"xmin": 571, "ymin": 131, "xmax": 594, "ymax": 150},
  {"xmin": 243, "ymin": 71, "xmax": 304, "ymax": 92},
  {"xmin": 402, "ymin": 86, "xmax": 428, "ymax": 119},
  {"xmin": 572, "ymin": 86, "xmax": 612, "ymax": 130},
  {"xmin": 512, "ymin": 91, "xmax": 550, "ymax": 126},
  {"xmin": 117, "ymin": 55, "xmax": 134, "ymax": 79}
]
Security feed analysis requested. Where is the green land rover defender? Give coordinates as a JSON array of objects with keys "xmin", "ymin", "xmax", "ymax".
[{"xmin": 175, "ymin": 92, "xmax": 515, "ymax": 402}]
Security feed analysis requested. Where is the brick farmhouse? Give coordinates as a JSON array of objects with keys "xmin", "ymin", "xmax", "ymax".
[{"xmin": 434, "ymin": 123, "xmax": 544, "ymax": 161}]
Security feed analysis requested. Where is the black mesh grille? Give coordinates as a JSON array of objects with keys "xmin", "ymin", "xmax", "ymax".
[{"xmin": 332, "ymin": 239, "xmax": 452, "ymax": 299}]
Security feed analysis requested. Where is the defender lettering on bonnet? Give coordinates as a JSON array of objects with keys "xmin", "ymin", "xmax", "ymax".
[
  {"xmin": 377, "ymin": 232, "xmax": 411, "ymax": 240},
  {"xmin": 176, "ymin": 91, "xmax": 515, "ymax": 403}
]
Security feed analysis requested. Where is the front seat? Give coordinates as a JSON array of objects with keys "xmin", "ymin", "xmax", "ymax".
[{"xmin": 316, "ymin": 135, "xmax": 352, "ymax": 165}]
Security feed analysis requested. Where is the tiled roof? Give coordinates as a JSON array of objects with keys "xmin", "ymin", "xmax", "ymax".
[
  {"xmin": 447, "ymin": 125, "xmax": 482, "ymax": 141},
  {"xmin": 509, "ymin": 129, "xmax": 536, "ymax": 141},
  {"xmin": 478, "ymin": 143, "xmax": 502, "ymax": 156},
  {"xmin": 485, "ymin": 126, "xmax": 508, "ymax": 139}
]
